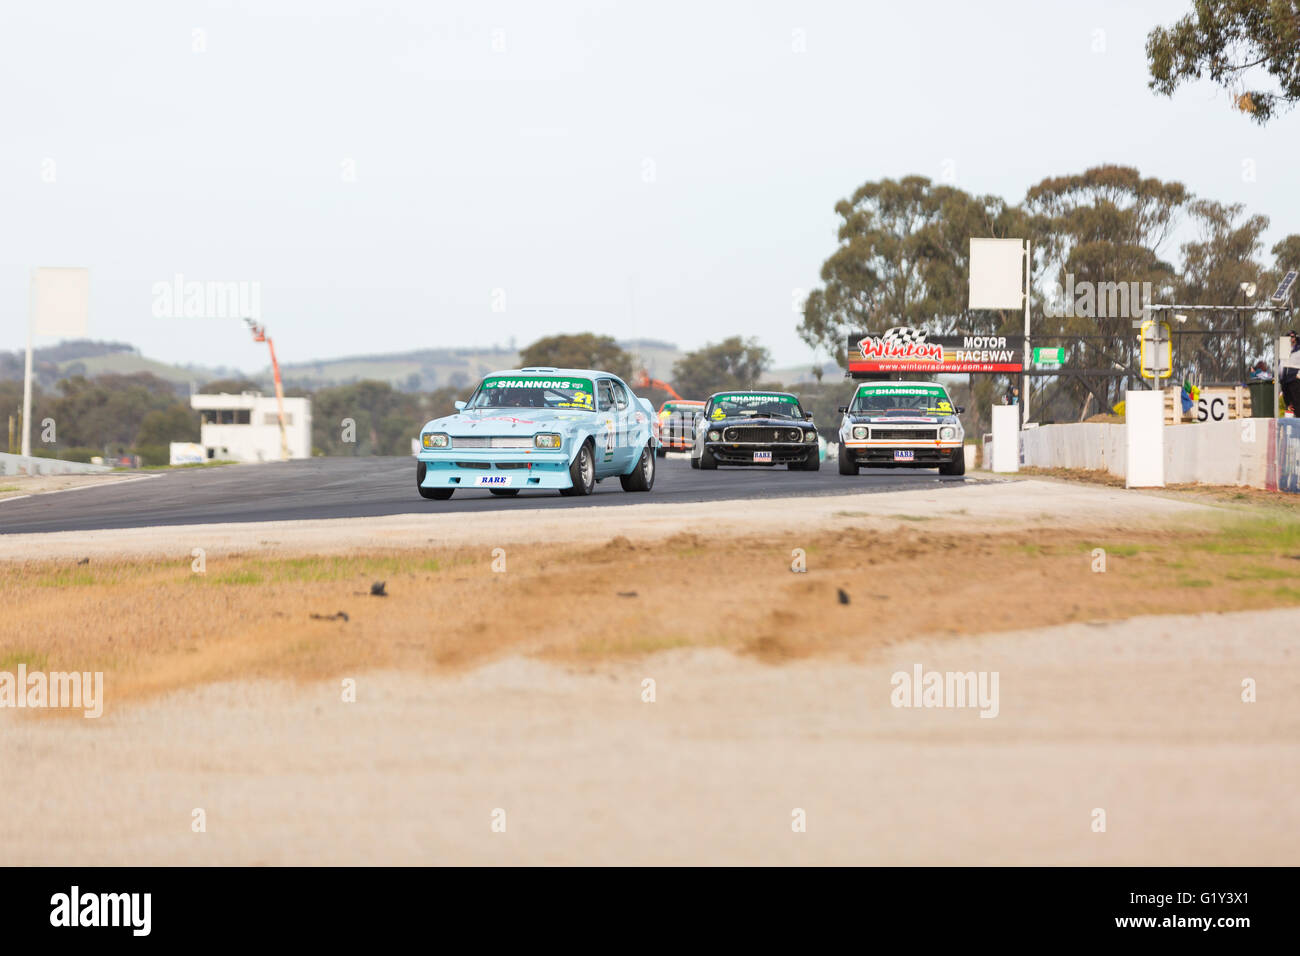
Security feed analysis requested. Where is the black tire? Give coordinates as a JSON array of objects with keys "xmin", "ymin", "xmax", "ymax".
[
  {"xmin": 690, "ymin": 455, "xmax": 700, "ymax": 469},
  {"xmin": 620, "ymin": 444, "xmax": 656, "ymax": 492},
  {"xmin": 939, "ymin": 450, "xmax": 967, "ymax": 476},
  {"xmin": 417, "ymin": 461, "xmax": 455, "ymax": 500},
  {"xmin": 794, "ymin": 446, "xmax": 821, "ymax": 471},
  {"xmin": 560, "ymin": 440, "xmax": 596, "ymax": 496},
  {"xmin": 655, "ymin": 444, "xmax": 667, "ymax": 458},
  {"xmin": 837, "ymin": 443, "xmax": 858, "ymax": 475},
  {"xmin": 489, "ymin": 488, "xmax": 520, "ymax": 497},
  {"xmin": 699, "ymin": 445, "xmax": 717, "ymax": 470}
]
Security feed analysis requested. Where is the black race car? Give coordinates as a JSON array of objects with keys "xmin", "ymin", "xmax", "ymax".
[{"xmin": 690, "ymin": 390, "xmax": 820, "ymax": 470}]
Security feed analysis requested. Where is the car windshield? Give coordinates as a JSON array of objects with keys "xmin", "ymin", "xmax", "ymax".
[
  {"xmin": 851, "ymin": 385, "xmax": 954, "ymax": 416},
  {"xmin": 661, "ymin": 402, "xmax": 699, "ymax": 415},
  {"xmin": 707, "ymin": 393, "xmax": 803, "ymax": 420},
  {"xmin": 467, "ymin": 375, "xmax": 596, "ymax": 411}
]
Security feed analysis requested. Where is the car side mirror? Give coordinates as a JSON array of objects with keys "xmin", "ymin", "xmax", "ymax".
[
  {"xmin": 454, "ymin": 400, "xmax": 466, "ymax": 411},
  {"xmin": 837, "ymin": 405, "xmax": 848, "ymax": 414},
  {"xmin": 955, "ymin": 406, "xmax": 965, "ymax": 414},
  {"xmin": 804, "ymin": 412, "xmax": 814, "ymax": 420}
]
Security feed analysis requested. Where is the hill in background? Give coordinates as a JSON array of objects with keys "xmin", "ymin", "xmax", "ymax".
[{"xmin": 0, "ymin": 337, "xmax": 730, "ymax": 395}]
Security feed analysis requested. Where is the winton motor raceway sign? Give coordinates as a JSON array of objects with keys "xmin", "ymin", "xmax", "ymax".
[{"xmin": 847, "ymin": 328, "xmax": 1025, "ymax": 375}]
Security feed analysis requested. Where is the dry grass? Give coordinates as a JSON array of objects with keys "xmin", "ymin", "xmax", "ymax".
[{"xmin": 6, "ymin": 513, "xmax": 1300, "ymax": 710}]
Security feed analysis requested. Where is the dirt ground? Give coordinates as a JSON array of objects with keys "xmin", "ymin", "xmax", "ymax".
[
  {"xmin": 2, "ymin": 478, "xmax": 1298, "ymax": 864},
  {"xmin": 2, "ymin": 609, "xmax": 1295, "ymax": 865}
]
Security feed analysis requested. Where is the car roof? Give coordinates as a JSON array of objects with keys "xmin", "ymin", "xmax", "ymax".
[
  {"xmin": 482, "ymin": 368, "xmax": 622, "ymax": 380},
  {"xmin": 856, "ymin": 380, "xmax": 948, "ymax": 389},
  {"xmin": 707, "ymin": 389, "xmax": 799, "ymax": 400}
]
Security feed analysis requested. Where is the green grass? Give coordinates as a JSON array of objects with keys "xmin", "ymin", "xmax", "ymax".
[
  {"xmin": 194, "ymin": 554, "xmax": 447, "ymax": 586},
  {"xmin": 128, "ymin": 460, "xmax": 240, "ymax": 472},
  {"xmin": 0, "ymin": 650, "xmax": 49, "ymax": 670},
  {"xmin": 212, "ymin": 569, "xmax": 264, "ymax": 586},
  {"xmin": 33, "ymin": 569, "xmax": 102, "ymax": 588},
  {"xmin": 1225, "ymin": 565, "xmax": 1292, "ymax": 582}
]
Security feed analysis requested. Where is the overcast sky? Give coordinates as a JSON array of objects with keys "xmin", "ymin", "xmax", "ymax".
[{"xmin": 2, "ymin": 0, "xmax": 1296, "ymax": 373}]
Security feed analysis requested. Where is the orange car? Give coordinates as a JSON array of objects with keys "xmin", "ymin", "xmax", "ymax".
[{"xmin": 654, "ymin": 400, "xmax": 705, "ymax": 456}]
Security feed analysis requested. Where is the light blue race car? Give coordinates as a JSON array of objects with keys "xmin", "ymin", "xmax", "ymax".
[{"xmin": 415, "ymin": 367, "xmax": 658, "ymax": 499}]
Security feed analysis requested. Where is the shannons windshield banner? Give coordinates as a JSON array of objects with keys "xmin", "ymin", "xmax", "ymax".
[
  {"xmin": 715, "ymin": 393, "xmax": 797, "ymax": 404},
  {"xmin": 847, "ymin": 329, "xmax": 1024, "ymax": 374},
  {"xmin": 481, "ymin": 377, "xmax": 594, "ymax": 392},
  {"xmin": 859, "ymin": 384, "xmax": 948, "ymax": 397}
]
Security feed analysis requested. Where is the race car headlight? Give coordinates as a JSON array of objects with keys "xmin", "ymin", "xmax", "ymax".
[
  {"xmin": 534, "ymin": 432, "xmax": 562, "ymax": 449},
  {"xmin": 422, "ymin": 432, "xmax": 450, "ymax": 449},
  {"xmin": 852, "ymin": 426, "xmax": 868, "ymax": 440},
  {"xmin": 940, "ymin": 426, "xmax": 957, "ymax": 441},
  {"xmin": 804, "ymin": 430, "xmax": 817, "ymax": 442},
  {"xmin": 708, "ymin": 430, "xmax": 720, "ymax": 441}
]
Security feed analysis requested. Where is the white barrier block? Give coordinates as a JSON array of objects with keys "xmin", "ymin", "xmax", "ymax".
[
  {"xmin": 991, "ymin": 405, "xmax": 1019, "ymax": 473},
  {"xmin": 1125, "ymin": 390, "xmax": 1164, "ymax": 487}
]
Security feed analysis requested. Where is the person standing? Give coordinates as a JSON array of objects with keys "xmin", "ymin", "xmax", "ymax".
[{"xmin": 1281, "ymin": 332, "xmax": 1300, "ymax": 415}]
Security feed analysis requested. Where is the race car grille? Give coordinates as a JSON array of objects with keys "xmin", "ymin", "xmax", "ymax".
[
  {"xmin": 454, "ymin": 461, "xmax": 493, "ymax": 469},
  {"xmin": 451, "ymin": 436, "xmax": 534, "ymax": 449},
  {"xmin": 871, "ymin": 428, "xmax": 937, "ymax": 440},
  {"xmin": 722, "ymin": 426, "xmax": 803, "ymax": 443}
]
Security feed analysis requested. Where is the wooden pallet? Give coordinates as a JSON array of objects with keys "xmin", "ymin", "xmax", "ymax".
[{"xmin": 1162, "ymin": 385, "xmax": 1252, "ymax": 424}]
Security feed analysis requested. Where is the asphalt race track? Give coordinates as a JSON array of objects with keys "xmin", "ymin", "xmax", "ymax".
[{"xmin": 0, "ymin": 456, "xmax": 984, "ymax": 534}]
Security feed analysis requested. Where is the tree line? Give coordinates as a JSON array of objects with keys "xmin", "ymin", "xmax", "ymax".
[{"xmin": 799, "ymin": 165, "xmax": 1300, "ymax": 424}]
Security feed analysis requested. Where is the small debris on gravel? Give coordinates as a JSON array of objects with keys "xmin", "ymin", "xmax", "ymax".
[
  {"xmin": 617, "ymin": 591, "xmax": 637, "ymax": 598},
  {"xmin": 310, "ymin": 611, "xmax": 350, "ymax": 622},
  {"xmin": 370, "ymin": 581, "xmax": 387, "ymax": 596},
  {"xmin": 837, "ymin": 588, "xmax": 850, "ymax": 605},
  {"xmin": 77, "ymin": 557, "xmax": 90, "ymax": 565}
]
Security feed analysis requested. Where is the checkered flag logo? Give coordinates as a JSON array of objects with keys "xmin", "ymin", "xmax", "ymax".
[{"xmin": 882, "ymin": 327, "xmax": 928, "ymax": 345}]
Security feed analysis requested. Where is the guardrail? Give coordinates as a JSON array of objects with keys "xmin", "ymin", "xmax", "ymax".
[{"xmin": 0, "ymin": 453, "xmax": 112, "ymax": 477}]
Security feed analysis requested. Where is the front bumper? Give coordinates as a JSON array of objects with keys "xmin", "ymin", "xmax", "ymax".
[
  {"xmin": 417, "ymin": 449, "xmax": 573, "ymax": 489},
  {"xmin": 842, "ymin": 442, "xmax": 962, "ymax": 465},
  {"xmin": 704, "ymin": 442, "xmax": 817, "ymax": 466}
]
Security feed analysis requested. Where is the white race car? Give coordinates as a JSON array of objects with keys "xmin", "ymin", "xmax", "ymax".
[{"xmin": 837, "ymin": 381, "xmax": 965, "ymax": 475}]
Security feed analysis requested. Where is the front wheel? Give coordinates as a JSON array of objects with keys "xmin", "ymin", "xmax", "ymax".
[
  {"xmin": 837, "ymin": 443, "xmax": 858, "ymax": 475},
  {"xmin": 939, "ymin": 450, "xmax": 967, "ymax": 476},
  {"xmin": 698, "ymin": 446, "xmax": 717, "ymax": 470},
  {"xmin": 620, "ymin": 444, "xmax": 656, "ymax": 492},
  {"xmin": 655, "ymin": 445, "xmax": 667, "ymax": 458},
  {"xmin": 560, "ymin": 441, "xmax": 596, "ymax": 496},
  {"xmin": 417, "ymin": 461, "xmax": 455, "ymax": 500},
  {"xmin": 791, "ymin": 446, "xmax": 821, "ymax": 471}
]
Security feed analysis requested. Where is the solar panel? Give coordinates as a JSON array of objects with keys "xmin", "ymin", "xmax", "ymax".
[{"xmin": 1272, "ymin": 270, "xmax": 1298, "ymax": 303}]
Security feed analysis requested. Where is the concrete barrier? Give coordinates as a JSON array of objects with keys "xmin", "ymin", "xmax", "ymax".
[
  {"xmin": 0, "ymin": 453, "xmax": 111, "ymax": 477},
  {"xmin": 1016, "ymin": 419, "xmax": 1273, "ymax": 488}
]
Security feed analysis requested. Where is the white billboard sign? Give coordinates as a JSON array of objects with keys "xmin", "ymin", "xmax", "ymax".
[
  {"xmin": 968, "ymin": 238, "xmax": 1025, "ymax": 310},
  {"xmin": 31, "ymin": 267, "xmax": 90, "ymax": 336}
]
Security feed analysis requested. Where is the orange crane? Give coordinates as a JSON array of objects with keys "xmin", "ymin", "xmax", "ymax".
[
  {"xmin": 245, "ymin": 318, "xmax": 290, "ymax": 461},
  {"xmin": 633, "ymin": 369, "xmax": 684, "ymax": 401}
]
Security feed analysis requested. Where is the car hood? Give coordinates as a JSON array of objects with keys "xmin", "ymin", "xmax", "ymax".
[
  {"xmin": 707, "ymin": 416, "xmax": 811, "ymax": 429},
  {"xmin": 423, "ymin": 407, "xmax": 595, "ymax": 435},
  {"xmin": 845, "ymin": 414, "xmax": 958, "ymax": 425}
]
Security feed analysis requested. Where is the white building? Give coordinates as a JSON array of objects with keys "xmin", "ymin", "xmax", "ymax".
[{"xmin": 190, "ymin": 392, "xmax": 312, "ymax": 462}]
